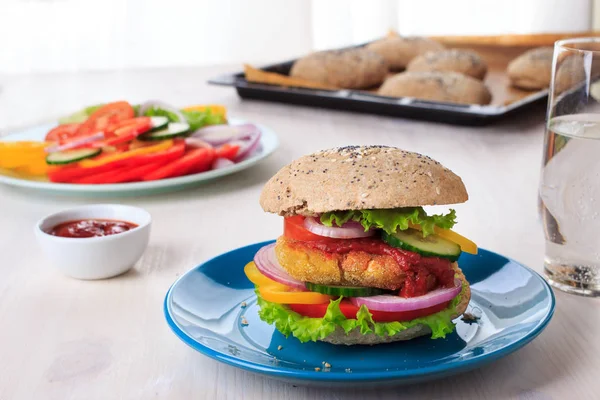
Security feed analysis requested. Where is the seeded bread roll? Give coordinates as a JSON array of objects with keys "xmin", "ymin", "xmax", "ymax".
[
  {"xmin": 366, "ymin": 36, "xmax": 445, "ymax": 70},
  {"xmin": 259, "ymin": 145, "xmax": 468, "ymax": 216},
  {"xmin": 378, "ymin": 71, "xmax": 492, "ymax": 105},
  {"xmin": 554, "ymin": 53, "xmax": 586, "ymax": 94},
  {"xmin": 320, "ymin": 263, "xmax": 470, "ymax": 345},
  {"xmin": 507, "ymin": 47, "xmax": 554, "ymax": 90},
  {"xmin": 407, "ymin": 49, "xmax": 487, "ymax": 80},
  {"xmin": 290, "ymin": 48, "xmax": 388, "ymax": 89}
]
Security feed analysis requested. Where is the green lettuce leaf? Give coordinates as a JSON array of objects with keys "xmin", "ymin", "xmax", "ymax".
[
  {"xmin": 141, "ymin": 106, "xmax": 181, "ymax": 123},
  {"xmin": 256, "ymin": 280, "xmax": 466, "ymax": 343},
  {"xmin": 320, "ymin": 207, "xmax": 456, "ymax": 237},
  {"xmin": 142, "ymin": 107, "xmax": 225, "ymax": 131},
  {"xmin": 181, "ymin": 109, "xmax": 226, "ymax": 131}
]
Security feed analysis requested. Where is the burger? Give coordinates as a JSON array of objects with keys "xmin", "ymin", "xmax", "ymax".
[{"xmin": 244, "ymin": 146, "xmax": 476, "ymax": 345}]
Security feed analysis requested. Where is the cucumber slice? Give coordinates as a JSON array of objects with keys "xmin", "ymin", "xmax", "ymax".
[
  {"xmin": 46, "ymin": 148, "xmax": 102, "ymax": 165},
  {"xmin": 138, "ymin": 122, "xmax": 190, "ymax": 141},
  {"xmin": 382, "ymin": 229, "xmax": 461, "ymax": 261},
  {"xmin": 305, "ymin": 282, "xmax": 387, "ymax": 297},
  {"xmin": 149, "ymin": 116, "xmax": 169, "ymax": 132}
]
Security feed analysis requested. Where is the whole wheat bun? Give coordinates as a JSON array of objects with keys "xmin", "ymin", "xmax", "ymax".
[
  {"xmin": 507, "ymin": 47, "xmax": 586, "ymax": 93},
  {"xmin": 507, "ymin": 47, "xmax": 554, "ymax": 90},
  {"xmin": 378, "ymin": 71, "xmax": 492, "ymax": 105},
  {"xmin": 290, "ymin": 48, "xmax": 388, "ymax": 89},
  {"xmin": 260, "ymin": 146, "xmax": 468, "ymax": 216},
  {"xmin": 321, "ymin": 263, "xmax": 471, "ymax": 345},
  {"xmin": 407, "ymin": 49, "xmax": 488, "ymax": 80},
  {"xmin": 366, "ymin": 36, "xmax": 445, "ymax": 70}
]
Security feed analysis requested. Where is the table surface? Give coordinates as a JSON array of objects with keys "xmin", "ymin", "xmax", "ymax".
[{"xmin": 0, "ymin": 66, "xmax": 598, "ymax": 400}]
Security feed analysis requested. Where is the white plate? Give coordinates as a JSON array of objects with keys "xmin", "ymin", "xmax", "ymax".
[{"xmin": 0, "ymin": 118, "xmax": 279, "ymax": 197}]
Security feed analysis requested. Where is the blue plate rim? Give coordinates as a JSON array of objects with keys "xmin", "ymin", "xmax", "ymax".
[{"xmin": 164, "ymin": 240, "xmax": 556, "ymax": 382}]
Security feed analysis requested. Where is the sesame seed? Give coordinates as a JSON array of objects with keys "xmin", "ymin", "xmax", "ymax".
[
  {"xmin": 324, "ymin": 362, "xmax": 331, "ymax": 368},
  {"xmin": 435, "ymin": 187, "xmax": 441, "ymax": 195},
  {"xmin": 314, "ymin": 367, "xmax": 321, "ymax": 372},
  {"xmin": 240, "ymin": 302, "xmax": 247, "ymax": 308},
  {"xmin": 277, "ymin": 345, "xmax": 283, "ymax": 350}
]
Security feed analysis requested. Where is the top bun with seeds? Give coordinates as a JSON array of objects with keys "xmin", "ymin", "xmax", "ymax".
[{"xmin": 260, "ymin": 145, "xmax": 468, "ymax": 216}]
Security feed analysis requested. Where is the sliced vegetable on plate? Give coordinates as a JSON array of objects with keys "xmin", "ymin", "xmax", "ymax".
[{"xmin": 1, "ymin": 100, "xmax": 266, "ymax": 185}]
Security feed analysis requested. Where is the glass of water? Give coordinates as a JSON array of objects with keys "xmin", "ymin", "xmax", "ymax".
[{"xmin": 540, "ymin": 37, "xmax": 600, "ymax": 296}]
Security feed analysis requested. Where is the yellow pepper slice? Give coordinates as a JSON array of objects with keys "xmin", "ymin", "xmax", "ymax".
[
  {"xmin": 16, "ymin": 162, "xmax": 48, "ymax": 176},
  {"xmin": 0, "ymin": 141, "xmax": 48, "ymax": 152},
  {"xmin": 258, "ymin": 286, "xmax": 333, "ymax": 305},
  {"xmin": 0, "ymin": 141, "xmax": 50, "ymax": 176},
  {"xmin": 79, "ymin": 139, "xmax": 173, "ymax": 168},
  {"xmin": 244, "ymin": 262, "xmax": 288, "ymax": 289},
  {"xmin": 244, "ymin": 262, "xmax": 333, "ymax": 304},
  {"xmin": 1, "ymin": 154, "xmax": 45, "ymax": 169},
  {"xmin": 182, "ymin": 104, "xmax": 227, "ymax": 119},
  {"xmin": 409, "ymin": 223, "xmax": 478, "ymax": 255}
]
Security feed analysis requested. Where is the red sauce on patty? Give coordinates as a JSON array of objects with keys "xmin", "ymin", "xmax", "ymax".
[{"xmin": 298, "ymin": 238, "xmax": 455, "ymax": 297}]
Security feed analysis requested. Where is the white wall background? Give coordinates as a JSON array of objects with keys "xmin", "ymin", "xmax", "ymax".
[{"xmin": 0, "ymin": 0, "xmax": 593, "ymax": 74}]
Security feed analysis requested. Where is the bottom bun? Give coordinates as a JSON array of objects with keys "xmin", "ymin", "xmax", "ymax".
[
  {"xmin": 320, "ymin": 263, "xmax": 471, "ymax": 346},
  {"xmin": 321, "ymin": 324, "xmax": 432, "ymax": 345}
]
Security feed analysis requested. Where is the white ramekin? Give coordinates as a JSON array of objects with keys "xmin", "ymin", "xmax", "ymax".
[{"xmin": 35, "ymin": 204, "xmax": 151, "ymax": 280}]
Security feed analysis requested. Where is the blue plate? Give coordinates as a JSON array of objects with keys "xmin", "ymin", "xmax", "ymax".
[{"xmin": 164, "ymin": 240, "xmax": 555, "ymax": 386}]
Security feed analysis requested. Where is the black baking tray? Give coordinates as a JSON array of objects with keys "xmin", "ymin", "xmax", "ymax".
[{"xmin": 208, "ymin": 60, "xmax": 549, "ymax": 126}]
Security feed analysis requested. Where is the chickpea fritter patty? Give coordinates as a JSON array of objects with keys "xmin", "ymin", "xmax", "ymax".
[{"xmin": 275, "ymin": 236, "xmax": 413, "ymax": 290}]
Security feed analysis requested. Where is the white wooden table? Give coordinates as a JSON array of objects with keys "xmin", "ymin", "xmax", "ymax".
[{"xmin": 0, "ymin": 67, "xmax": 598, "ymax": 400}]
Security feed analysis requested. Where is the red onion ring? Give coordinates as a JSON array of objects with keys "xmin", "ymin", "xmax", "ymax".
[
  {"xmin": 212, "ymin": 157, "xmax": 235, "ymax": 170},
  {"xmin": 350, "ymin": 279, "xmax": 462, "ymax": 312},
  {"xmin": 253, "ymin": 243, "xmax": 306, "ymax": 290},
  {"xmin": 184, "ymin": 137, "xmax": 214, "ymax": 149},
  {"xmin": 233, "ymin": 130, "xmax": 261, "ymax": 161},
  {"xmin": 138, "ymin": 100, "xmax": 185, "ymax": 123},
  {"xmin": 191, "ymin": 123, "xmax": 259, "ymax": 146},
  {"xmin": 45, "ymin": 132, "xmax": 105, "ymax": 153},
  {"xmin": 304, "ymin": 217, "xmax": 375, "ymax": 239}
]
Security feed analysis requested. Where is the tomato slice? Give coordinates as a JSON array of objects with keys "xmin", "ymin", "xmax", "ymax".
[
  {"xmin": 76, "ymin": 101, "xmax": 135, "ymax": 138},
  {"xmin": 288, "ymin": 300, "xmax": 450, "ymax": 322},
  {"xmin": 102, "ymin": 117, "xmax": 153, "ymax": 146},
  {"xmin": 45, "ymin": 123, "xmax": 82, "ymax": 143},
  {"xmin": 284, "ymin": 216, "xmax": 335, "ymax": 242}
]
